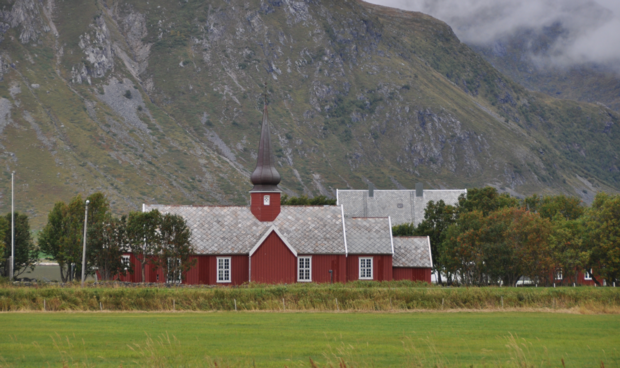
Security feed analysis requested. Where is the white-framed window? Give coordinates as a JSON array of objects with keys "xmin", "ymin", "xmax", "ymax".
[
  {"xmin": 217, "ymin": 257, "xmax": 231, "ymax": 283},
  {"xmin": 359, "ymin": 257, "xmax": 373, "ymax": 280},
  {"xmin": 555, "ymin": 268, "xmax": 563, "ymax": 280},
  {"xmin": 121, "ymin": 255, "xmax": 130, "ymax": 271},
  {"xmin": 298, "ymin": 256, "xmax": 312, "ymax": 282},
  {"xmin": 263, "ymin": 195, "xmax": 270, "ymax": 206},
  {"xmin": 167, "ymin": 258, "xmax": 182, "ymax": 284},
  {"xmin": 584, "ymin": 269, "xmax": 592, "ymax": 280}
]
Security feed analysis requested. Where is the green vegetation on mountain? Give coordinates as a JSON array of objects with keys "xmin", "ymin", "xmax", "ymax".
[{"xmin": 0, "ymin": 0, "xmax": 618, "ymax": 229}]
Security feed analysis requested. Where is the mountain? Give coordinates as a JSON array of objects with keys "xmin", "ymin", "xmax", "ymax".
[
  {"xmin": 470, "ymin": 25, "xmax": 620, "ymax": 112},
  {"xmin": 0, "ymin": 0, "xmax": 618, "ymax": 229}
]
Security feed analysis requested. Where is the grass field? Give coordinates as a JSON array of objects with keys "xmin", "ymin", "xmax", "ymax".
[{"xmin": 0, "ymin": 312, "xmax": 618, "ymax": 367}]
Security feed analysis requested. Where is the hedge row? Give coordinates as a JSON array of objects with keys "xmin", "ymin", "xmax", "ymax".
[{"xmin": 0, "ymin": 282, "xmax": 618, "ymax": 312}]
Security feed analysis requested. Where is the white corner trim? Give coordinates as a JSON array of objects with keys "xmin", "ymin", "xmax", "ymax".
[
  {"xmin": 336, "ymin": 189, "xmax": 340, "ymax": 206},
  {"xmin": 340, "ymin": 205, "xmax": 348, "ymax": 256},
  {"xmin": 249, "ymin": 226, "xmax": 298, "ymax": 257},
  {"xmin": 427, "ymin": 235, "xmax": 433, "ymax": 269},
  {"xmin": 142, "ymin": 203, "xmax": 145, "ymax": 213},
  {"xmin": 388, "ymin": 216, "xmax": 394, "ymax": 255}
]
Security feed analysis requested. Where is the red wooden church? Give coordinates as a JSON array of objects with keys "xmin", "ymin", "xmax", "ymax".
[{"xmin": 123, "ymin": 104, "xmax": 432, "ymax": 285}]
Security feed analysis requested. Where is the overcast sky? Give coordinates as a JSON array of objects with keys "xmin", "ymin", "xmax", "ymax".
[{"xmin": 366, "ymin": 0, "xmax": 620, "ymax": 70}]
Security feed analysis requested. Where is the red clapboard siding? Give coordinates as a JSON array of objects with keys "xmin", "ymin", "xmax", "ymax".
[
  {"xmin": 198, "ymin": 256, "xmax": 210, "ymax": 284},
  {"xmin": 393, "ymin": 268, "xmax": 431, "ymax": 283},
  {"xmin": 549, "ymin": 269, "xmax": 603, "ymax": 286},
  {"xmin": 184, "ymin": 256, "xmax": 201, "ymax": 284},
  {"xmin": 251, "ymin": 231, "xmax": 296, "ymax": 283},
  {"xmin": 131, "ymin": 254, "xmax": 142, "ymax": 283},
  {"xmin": 250, "ymin": 192, "xmax": 281, "ymax": 221},
  {"xmin": 207, "ymin": 255, "xmax": 249, "ymax": 285},
  {"xmin": 346, "ymin": 255, "xmax": 393, "ymax": 281},
  {"xmin": 578, "ymin": 270, "xmax": 602, "ymax": 286},
  {"xmin": 308, "ymin": 255, "xmax": 347, "ymax": 283}
]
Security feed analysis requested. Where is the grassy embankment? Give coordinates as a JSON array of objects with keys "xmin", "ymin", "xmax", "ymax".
[
  {"xmin": 0, "ymin": 281, "xmax": 618, "ymax": 313},
  {"xmin": 0, "ymin": 312, "xmax": 618, "ymax": 367}
]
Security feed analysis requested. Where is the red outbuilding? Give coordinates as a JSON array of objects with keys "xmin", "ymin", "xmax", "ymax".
[{"xmin": 392, "ymin": 237, "xmax": 433, "ymax": 283}]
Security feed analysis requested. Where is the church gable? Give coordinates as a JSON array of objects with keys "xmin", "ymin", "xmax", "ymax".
[{"xmin": 251, "ymin": 230, "xmax": 297, "ymax": 284}]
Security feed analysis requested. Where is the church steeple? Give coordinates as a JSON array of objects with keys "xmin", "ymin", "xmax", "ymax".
[
  {"xmin": 249, "ymin": 92, "xmax": 282, "ymax": 222},
  {"xmin": 250, "ymin": 96, "xmax": 281, "ymax": 192}
]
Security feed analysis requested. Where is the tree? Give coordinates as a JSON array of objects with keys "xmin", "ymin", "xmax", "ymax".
[
  {"xmin": 153, "ymin": 213, "xmax": 196, "ymax": 284},
  {"xmin": 550, "ymin": 216, "xmax": 588, "ymax": 285},
  {"xmin": 127, "ymin": 210, "xmax": 162, "ymax": 283},
  {"xmin": 1, "ymin": 212, "xmax": 38, "ymax": 278},
  {"xmin": 584, "ymin": 193, "xmax": 620, "ymax": 285},
  {"xmin": 280, "ymin": 195, "xmax": 337, "ymax": 205},
  {"xmin": 503, "ymin": 209, "xmax": 554, "ymax": 286},
  {"xmin": 478, "ymin": 208, "xmax": 522, "ymax": 286},
  {"xmin": 38, "ymin": 193, "xmax": 110, "ymax": 282},
  {"xmin": 441, "ymin": 210, "xmax": 486, "ymax": 285},
  {"xmin": 39, "ymin": 202, "xmax": 71, "ymax": 282},
  {"xmin": 458, "ymin": 187, "xmax": 519, "ymax": 216},
  {"xmin": 392, "ymin": 223, "xmax": 415, "ymax": 237},
  {"xmin": 88, "ymin": 215, "xmax": 129, "ymax": 281},
  {"xmin": 0, "ymin": 217, "xmax": 7, "ymax": 274},
  {"xmin": 398, "ymin": 200, "xmax": 457, "ymax": 284},
  {"xmin": 441, "ymin": 206, "xmax": 554, "ymax": 287},
  {"xmin": 523, "ymin": 194, "xmax": 584, "ymax": 221}
]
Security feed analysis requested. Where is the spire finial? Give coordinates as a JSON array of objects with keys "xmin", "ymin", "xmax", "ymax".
[{"xmin": 250, "ymin": 84, "xmax": 281, "ymax": 192}]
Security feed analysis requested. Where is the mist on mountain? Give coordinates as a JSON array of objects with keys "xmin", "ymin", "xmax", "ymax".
[{"xmin": 367, "ymin": 0, "xmax": 620, "ymax": 73}]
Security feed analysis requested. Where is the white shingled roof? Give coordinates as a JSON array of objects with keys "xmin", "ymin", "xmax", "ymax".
[
  {"xmin": 392, "ymin": 236, "xmax": 432, "ymax": 268},
  {"xmin": 344, "ymin": 217, "xmax": 393, "ymax": 254},
  {"xmin": 145, "ymin": 205, "xmax": 347, "ymax": 255}
]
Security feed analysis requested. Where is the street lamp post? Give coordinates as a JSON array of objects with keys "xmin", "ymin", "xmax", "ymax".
[
  {"xmin": 10, "ymin": 171, "xmax": 14, "ymax": 281},
  {"xmin": 81, "ymin": 200, "xmax": 90, "ymax": 287}
]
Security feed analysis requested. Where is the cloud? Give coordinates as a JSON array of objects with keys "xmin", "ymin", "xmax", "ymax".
[{"xmin": 365, "ymin": 0, "xmax": 620, "ymax": 71}]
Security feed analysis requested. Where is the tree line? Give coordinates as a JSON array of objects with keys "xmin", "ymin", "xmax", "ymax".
[
  {"xmin": 393, "ymin": 187, "xmax": 620, "ymax": 286},
  {"xmin": 0, "ymin": 212, "xmax": 37, "ymax": 278},
  {"xmin": 36, "ymin": 192, "xmax": 195, "ymax": 283}
]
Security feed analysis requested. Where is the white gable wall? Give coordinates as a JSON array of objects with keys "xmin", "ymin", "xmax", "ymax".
[{"xmin": 337, "ymin": 189, "xmax": 466, "ymax": 226}]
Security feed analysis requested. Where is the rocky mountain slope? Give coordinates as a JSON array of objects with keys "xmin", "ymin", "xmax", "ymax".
[{"xmin": 0, "ymin": 0, "xmax": 618, "ymax": 229}]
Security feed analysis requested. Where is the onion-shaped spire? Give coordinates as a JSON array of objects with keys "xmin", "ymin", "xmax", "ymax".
[{"xmin": 250, "ymin": 102, "xmax": 281, "ymax": 191}]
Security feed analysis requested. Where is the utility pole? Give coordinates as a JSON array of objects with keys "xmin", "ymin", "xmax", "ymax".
[
  {"xmin": 10, "ymin": 171, "xmax": 14, "ymax": 281},
  {"xmin": 81, "ymin": 200, "xmax": 90, "ymax": 287}
]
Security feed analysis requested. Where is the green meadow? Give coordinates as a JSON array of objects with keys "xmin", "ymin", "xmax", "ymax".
[{"xmin": 0, "ymin": 312, "xmax": 618, "ymax": 367}]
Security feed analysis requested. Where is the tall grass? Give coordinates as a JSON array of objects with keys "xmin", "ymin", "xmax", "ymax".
[
  {"xmin": 0, "ymin": 282, "xmax": 618, "ymax": 312},
  {"xmin": 0, "ymin": 332, "xmax": 615, "ymax": 368}
]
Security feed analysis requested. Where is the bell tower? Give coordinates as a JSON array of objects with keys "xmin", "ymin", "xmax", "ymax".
[{"xmin": 249, "ymin": 98, "xmax": 281, "ymax": 222}]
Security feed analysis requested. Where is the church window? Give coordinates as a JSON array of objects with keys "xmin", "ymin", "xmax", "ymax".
[
  {"xmin": 167, "ymin": 258, "xmax": 182, "ymax": 284},
  {"xmin": 217, "ymin": 257, "xmax": 231, "ymax": 283},
  {"xmin": 359, "ymin": 257, "xmax": 373, "ymax": 280},
  {"xmin": 555, "ymin": 268, "xmax": 563, "ymax": 280},
  {"xmin": 121, "ymin": 255, "xmax": 130, "ymax": 271},
  {"xmin": 264, "ymin": 195, "xmax": 270, "ymax": 206},
  {"xmin": 584, "ymin": 269, "xmax": 592, "ymax": 280},
  {"xmin": 298, "ymin": 256, "xmax": 312, "ymax": 282}
]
